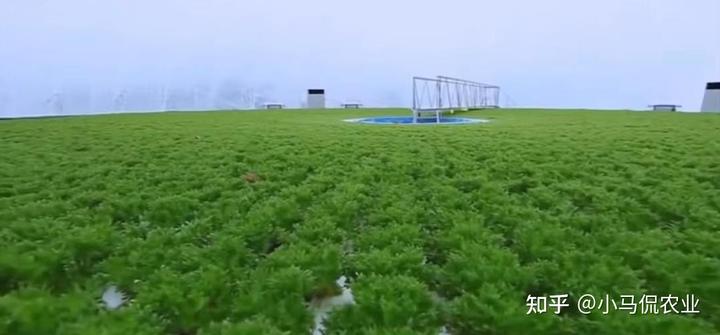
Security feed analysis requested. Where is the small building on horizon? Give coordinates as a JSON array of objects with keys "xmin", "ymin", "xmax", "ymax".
[
  {"xmin": 307, "ymin": 89, "xmax": 325, "ymax": 109},
  {"xmin": 701, "ymin": 82, "xmax": 720, "ymax": 112}
]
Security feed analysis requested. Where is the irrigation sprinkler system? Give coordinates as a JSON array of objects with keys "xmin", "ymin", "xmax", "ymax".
[{"xmin": 412, "ymin": 76, "xmax": 500, "ymax": 122}]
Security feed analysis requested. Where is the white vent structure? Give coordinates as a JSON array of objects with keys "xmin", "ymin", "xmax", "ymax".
[{"xmin": 701, "ymin": 82, "xmax": 720, "ymax": 112}]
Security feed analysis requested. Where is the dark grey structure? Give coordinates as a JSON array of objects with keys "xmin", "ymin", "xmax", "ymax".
[{"xmin": 649, "ymin": 104, "xmax": 681, "ymax": 112}]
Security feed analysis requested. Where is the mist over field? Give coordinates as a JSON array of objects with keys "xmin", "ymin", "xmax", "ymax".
[{"xmin": 1, "ymin": 0, "xmax": 719, "ymax": 116}]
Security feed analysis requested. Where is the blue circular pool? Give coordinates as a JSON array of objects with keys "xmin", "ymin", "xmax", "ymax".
[{"xmin": 345, "ymin": 116, "xmax": 488, "ymax": 125}]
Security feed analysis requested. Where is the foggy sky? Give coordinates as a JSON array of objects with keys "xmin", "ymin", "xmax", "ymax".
[{"xmin": 1, "ymin": 0, "xmax": 719, "ymax": 116}]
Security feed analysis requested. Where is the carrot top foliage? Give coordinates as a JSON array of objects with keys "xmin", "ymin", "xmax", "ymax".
[{"xmin": 1, "ymin": 108, "xmax": 719, "ymax": 334}]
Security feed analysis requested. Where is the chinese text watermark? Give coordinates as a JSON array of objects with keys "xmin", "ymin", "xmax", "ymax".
[{"xmin": 526, "ymin": 294, "xmax": 700, "ymax": 315}]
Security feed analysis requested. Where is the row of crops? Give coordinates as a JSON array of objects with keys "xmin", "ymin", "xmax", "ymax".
[{"xmin": 1, "ymin": 109, "xmax": 719, "ymax": 334}]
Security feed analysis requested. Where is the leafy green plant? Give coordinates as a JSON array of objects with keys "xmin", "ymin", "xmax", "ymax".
[{"xmin": 1, "ymin": 108, "xmax": 719, "ymax": 333}]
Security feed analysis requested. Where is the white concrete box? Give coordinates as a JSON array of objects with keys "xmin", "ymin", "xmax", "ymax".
[
  {"xmin": 701, "ymin": 82, "xmax": 720, "ymax": 112},
  {"xmin": 307, "ymin": 89, "xmax": 325, "ymax": 109}
]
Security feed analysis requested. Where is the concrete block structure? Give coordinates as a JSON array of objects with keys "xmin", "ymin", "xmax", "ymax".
[
  {"xmin": 701, "ymin": 82, "xmax": 720, "ymax": 112},
  {"xmin": 307, "ymin": 89, "xmax": 325, "ymax": 109}
]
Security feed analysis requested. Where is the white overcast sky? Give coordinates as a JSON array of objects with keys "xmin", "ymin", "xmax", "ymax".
[{"xmin": 1, "ymin": 0, "xmax": 719, "ymax": 115}]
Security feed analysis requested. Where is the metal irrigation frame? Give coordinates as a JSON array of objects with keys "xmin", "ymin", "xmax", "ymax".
[{"xmin": 412, "ymin": 76, "xmax": 500, "ymax": 121}]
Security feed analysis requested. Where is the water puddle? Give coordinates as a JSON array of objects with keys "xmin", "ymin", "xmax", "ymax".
[
  {"xmin": 101, "ymin": 285, "xmax": 126, "ymax": 310},
  {"xmin": 344, "ymin": 116, "xmax": 489, "ymax": 125},
  {"xmin": 309, "ymin": 276, "xmax": 355, "ymax": 335}
]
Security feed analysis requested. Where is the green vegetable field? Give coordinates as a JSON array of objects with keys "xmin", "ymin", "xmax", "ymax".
[{"xmin": 1, "ymin": 108, "xmax": 719, "ymax": 334}]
